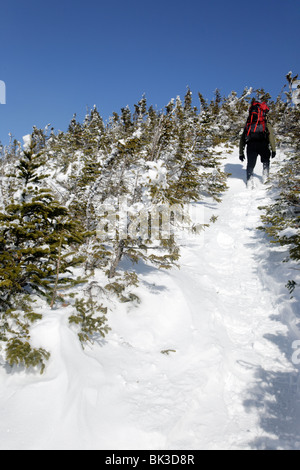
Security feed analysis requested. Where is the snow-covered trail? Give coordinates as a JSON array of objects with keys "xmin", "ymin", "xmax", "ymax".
[
  {"xmin": 0, "ymin": 147, "xmax": 300, "ymax": 450},
  {"xmin": 162, "ymin": 153, "xmax": 299, "ymax": 450},
  {"xmin": 122, "ymin": 147, "xmax": 300, "ymax": 450}
]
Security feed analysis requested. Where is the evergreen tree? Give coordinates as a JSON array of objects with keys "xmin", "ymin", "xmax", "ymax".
[
  {"xmin": 0, "ymin": 135, "xmax": 87, "ymax": 372},
  {"xmin": 0, "ymin": 137, "xmax": 85, "ymax": 303},
  {"xmin": 259, "ymin": 72, "xmax": 300, "ymax": 293}
]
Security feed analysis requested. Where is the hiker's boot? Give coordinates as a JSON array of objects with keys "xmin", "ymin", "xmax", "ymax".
[{"xmin": 263, "ymin": 162, "xmax": 270, "ymax": 182}]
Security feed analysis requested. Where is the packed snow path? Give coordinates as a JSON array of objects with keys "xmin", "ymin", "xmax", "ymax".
[{"xmin": 0, "ymin": 147, "xmax": 300, "ymax": 450}]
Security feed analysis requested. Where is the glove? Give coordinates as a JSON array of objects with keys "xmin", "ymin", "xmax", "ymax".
[
  {"xmin": 239, "ymin": 154, "xmax": 245, "ymax": 162},
  {"xmin": 271, "ymin": 151, "xmax": 276, "ymax": 159}
]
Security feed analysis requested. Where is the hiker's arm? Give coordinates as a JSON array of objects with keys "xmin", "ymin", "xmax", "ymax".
[
  {"xmin": 239, "ymin": 130, "xmax": 246, "ymax": 156},
  {"xmin": 267, "ymin": 123, "xmax": 276, "ymax": 152}
]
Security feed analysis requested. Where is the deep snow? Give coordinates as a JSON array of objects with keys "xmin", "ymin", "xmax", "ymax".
[{"xmin": 0, "ymin": 147, "xmax": 300, "ymax": 450}]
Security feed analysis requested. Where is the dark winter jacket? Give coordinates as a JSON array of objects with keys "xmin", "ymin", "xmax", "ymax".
[{"xmin": 239, "ymin": 122, "xmax": 276, "ymax": 156}]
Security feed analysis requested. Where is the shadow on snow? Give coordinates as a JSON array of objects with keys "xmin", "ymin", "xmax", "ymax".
[{"xmin": 242, "ymin": 224, "xmax": 300, "ymax": 449}]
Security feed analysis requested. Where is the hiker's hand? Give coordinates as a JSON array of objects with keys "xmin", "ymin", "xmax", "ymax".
[
  {"xmin": 271, "ymin": 151, "xmax": 276, "ymax": 159},
  {"xmin": 239, "ymin": 154, "xmax": 245, "ymax": 162}
]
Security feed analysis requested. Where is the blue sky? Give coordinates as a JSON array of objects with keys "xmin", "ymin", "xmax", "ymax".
[{"xmin": 0, "ymin": 0, "xmax": 299, "ymax": 147}]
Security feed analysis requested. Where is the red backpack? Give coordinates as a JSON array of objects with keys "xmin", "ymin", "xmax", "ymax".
[{"xmin": 245, "ymin": 101, "xmax": 269, "ymax": 142}]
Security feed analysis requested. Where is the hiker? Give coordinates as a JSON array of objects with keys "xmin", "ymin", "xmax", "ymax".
[{"xmin": 239, "ymin": 100, "xmax": 276, "ymax": 184}]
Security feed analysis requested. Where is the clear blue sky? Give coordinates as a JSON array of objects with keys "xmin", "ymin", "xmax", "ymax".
[{"xmin": 0, "ymin": 0, "xmax": 299, "ymax": 147}]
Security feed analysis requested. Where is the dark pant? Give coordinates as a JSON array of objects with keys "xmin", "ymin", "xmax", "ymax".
[{"xmin": 246, "ymin": 140, "xmax": 271, "ymax": 181}]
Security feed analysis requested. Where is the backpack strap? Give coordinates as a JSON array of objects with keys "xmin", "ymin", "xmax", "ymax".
[
  {"xmin": 245, "ymin": 101, "xmax": 269, "ymax": 142},
  {"xmin": 246, "ymin": 112, "xmax": 254, "ymax": 137},
  {"xmin": 253, "ymin": 106, "xmax": 261, "ymax": 133}
]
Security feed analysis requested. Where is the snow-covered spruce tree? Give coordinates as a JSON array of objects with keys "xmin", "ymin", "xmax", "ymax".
[
  {"xmin": 259, "ymin": 153, "xmax": 300, "ymax": 262},
  {"xmin": 0, "ymin": 137, "xmax": 86, "ymax": 298},
  {"xmin": 162, "ymin": 93, "xmax": 204, "ymax": 204},
  {"xmin": 284, "ymin": 73, "xmax": 300, "ymax": 149},
  {"xmin": 258, "ymin": 151, "xmax": 299, "ymax": 298},
  {"xmin": 67, "ymin": 109, "xmax": 109, "ymax": 226},
  {"xmin": 271, "ymin": 72, "xmax": 300, "ymax": 148},
  {"xmin": 215, "ymin": 88, "xmax": 252, "ymax": 143},
  {"xmin": 88, "ymin": 103, "xmax": 182, "ymax": 285},
  {"xmin": 167, "ymin": 89, "xmax": 228, "ymax": 203},
  {"xmin": 14, "ymin": 93, "xmax": 230, "ymax": 305},
  {"xmin": 258, "ymin": 73, "xmax": 300, "ymax": 293},
  {"xmin": 0, "ymin": 136, "xmax": 87, "ymax": 372},
  {"xmin": 87, "ymin": 92, "xmax": 229, "ymax": 285}
]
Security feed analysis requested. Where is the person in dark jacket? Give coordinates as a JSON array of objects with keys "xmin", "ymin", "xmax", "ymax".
[{"xmin": 239, "ymin": 106, "xmax": 276, "ymax": 184}]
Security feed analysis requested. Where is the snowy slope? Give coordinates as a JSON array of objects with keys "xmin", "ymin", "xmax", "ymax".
[{"xmin": 0, "ymin": 147, "xmax": 300, "ymax": 450}]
